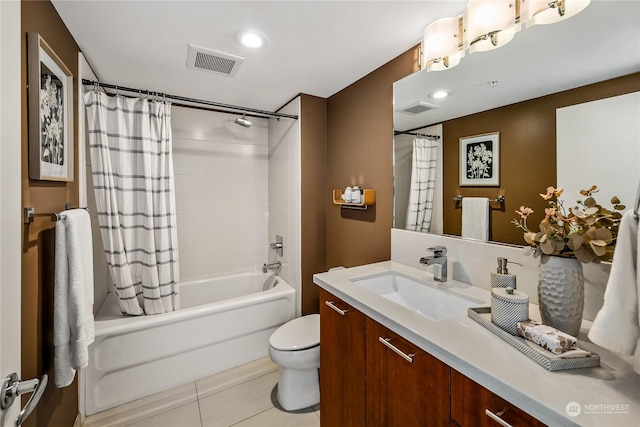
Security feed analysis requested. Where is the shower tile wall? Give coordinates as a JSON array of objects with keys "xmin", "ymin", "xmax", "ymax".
[
  {"xmin": 268, "ymin": 97, "xmax": 302, "ymax": 315},
  {"xmin": 172, "ymin": 106, "xmax": 270, "ymax": 281}
]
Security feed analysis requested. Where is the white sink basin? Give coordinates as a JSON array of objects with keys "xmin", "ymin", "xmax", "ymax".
[{"xmin": 350, "ymin": 272, "xmax": 485, "ymax": 321}]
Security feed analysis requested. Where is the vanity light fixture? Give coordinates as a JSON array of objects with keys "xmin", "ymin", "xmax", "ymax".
[
  {"xmin": 465, "ymin": 0, "xmax": 520, "ymax": 53},
  {"xmin": 420, "ymin": 0, "xmax": 591, "ymax": 72},
  {"xmin": 234, "ymin": 29, "xmax": 270, "ymax": 49},
  {"xmin": 523, "ymin": 0, "xmax": 591, "ymax": 27},
  {"xmin": 422, "ymin": 16, "xmax": 465, "ymax": 71}
]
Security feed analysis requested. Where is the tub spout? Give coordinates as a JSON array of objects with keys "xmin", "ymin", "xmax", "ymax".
[{"xmin": 262, "ymin": 261, "xmax": 281, "ymax": 273}]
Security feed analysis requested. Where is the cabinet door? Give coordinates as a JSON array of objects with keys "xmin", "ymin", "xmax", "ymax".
[
  {"xmin": 319, "ymin": 289, "xmax": 366, "ymax": 427},
  {"xmin": 451, "ymin": 370, "xmax": 547, "ymax": 427},
  {"xmin": 366, "ymin": 319, "xmax": 450, "ymax": 427}
]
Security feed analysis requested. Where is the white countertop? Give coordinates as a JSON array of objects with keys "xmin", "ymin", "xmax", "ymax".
[{"xmin": 313, "ymin": 261, "xmax": 640, "ymax": 427}]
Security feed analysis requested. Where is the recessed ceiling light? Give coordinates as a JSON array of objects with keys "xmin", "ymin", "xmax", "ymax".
[
  {"xmin": 430, "ymin": 90, "xmax": 449, "ymax": 99},
  {"xmin": 234, "ymin": 29, "xmax": 269, "ymax": 49}
]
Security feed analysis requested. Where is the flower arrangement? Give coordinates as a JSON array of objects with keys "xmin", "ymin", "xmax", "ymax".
[
  {"xmin": 467, "ymin": 143, "xmax": 493, "ymax": 179},
  {"xmin": 40, "ymin": 74, "xmax": 65, "ymax": 165},
  {"xmin": 512, "ymin": 185, "xmax": 624, "ymax": 263}
]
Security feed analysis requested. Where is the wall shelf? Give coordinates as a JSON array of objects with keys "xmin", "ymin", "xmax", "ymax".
[{"xmin": 332, "ymin": 189, "xmax": 376, "ymax": 210}]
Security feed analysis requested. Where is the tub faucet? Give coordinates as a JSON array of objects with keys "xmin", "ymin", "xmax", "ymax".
[
  {"xmin": 262, "ymin": 261, "xmax": 282, "ymax": 274},
  {"xmin": 419, "ymin": 246, "xmax": 447, "ymax": 282}
]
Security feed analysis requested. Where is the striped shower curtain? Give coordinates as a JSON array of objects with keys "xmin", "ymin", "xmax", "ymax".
[
  {"xmin": 405, "ymin": 137, "xmax": 439, "ymax": 232},
  {"xmin": 84, "ymin": 91, "xmax": 179, "ymax": 315}
]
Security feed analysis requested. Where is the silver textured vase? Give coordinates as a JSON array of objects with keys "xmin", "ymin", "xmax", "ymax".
[{"xmin": 538, "ymin": 255, "xmax": 584, "ymax": 336}]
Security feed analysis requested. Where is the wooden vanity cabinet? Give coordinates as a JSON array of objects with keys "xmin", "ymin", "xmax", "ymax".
[
  {"xmin": 366, "ymin": 319, "xmax": 451, "ymax": 427},
  {"xmin": 319, "ymin": 289, "xmax": 543, "ymax": 427},
  {"xmin": 451, "ymin": 370, "xmax": 547, "ymax": 427},
  {"xmin": 319, "ymin": 289, "xmax": 366, "ymax": 426}
]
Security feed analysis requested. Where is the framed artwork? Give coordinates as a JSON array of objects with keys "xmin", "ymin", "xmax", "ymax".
[
  {"xmin": 460, "ymin": 132, "xmax": 499, "ymax": 186},
  {"xmin": 28, "ymin": 32, "xmax": 74, "ymax": 181}
]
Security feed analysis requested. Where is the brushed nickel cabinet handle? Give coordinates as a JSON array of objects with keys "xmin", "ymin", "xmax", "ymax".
[
  {"xmin": 325, "ymin": 301, "xmax": 348, "ymax": 316},
  {"xmin": 379, "ymin": 337, "xmax": 415, "ymax": 363},
  {"xmin": 485, "ymin": 409, "xmax": 513, "ymax": 427}
]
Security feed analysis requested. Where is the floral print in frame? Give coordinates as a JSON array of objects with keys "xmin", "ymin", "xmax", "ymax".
[
  {"xmin": 28, "ymin": 33, "xmax": 74, "ymax": 181},
  {"xmin": 460, "ymin": 132, "xmax": 499, "ymax": 186}
]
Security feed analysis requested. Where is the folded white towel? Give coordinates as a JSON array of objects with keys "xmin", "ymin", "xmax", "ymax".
[
  {"xmin": 588, "ymin": 210, "xmax": 640, "ymax": 374},
  {"xmin": 54, "ymin": 209, "xmax": 95, "ymax": 388},
  {"xmin": 461, "ymin": 197, "xmax": 490, "ymax": 241}
]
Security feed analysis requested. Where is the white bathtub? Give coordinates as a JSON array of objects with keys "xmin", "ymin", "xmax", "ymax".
[{"xmin": 82, "ymin": 273, "xmax": 295, "ymax": 415}]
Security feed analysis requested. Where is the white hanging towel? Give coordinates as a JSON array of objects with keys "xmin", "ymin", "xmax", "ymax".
[
  {"xmin": 461, "ymin": 197, "xmax": 490, "ymax": 241},
  {"xmin": 54, "ymin": 209, "xmax": 95, "ymax": 388},
  {"xmin": 588, "ymin": 210, "xmax": 640, "ymax": 374}
]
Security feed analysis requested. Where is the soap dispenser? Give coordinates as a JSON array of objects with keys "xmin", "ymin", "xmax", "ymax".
[{"xmin": 490, "ymin": 257, "xmax": 520, "ymax": 289}]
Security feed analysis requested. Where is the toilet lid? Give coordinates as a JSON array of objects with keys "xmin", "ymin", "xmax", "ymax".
[{"xmin": 270, "ymin": 314, "xmax": 320, "ymax": 351}]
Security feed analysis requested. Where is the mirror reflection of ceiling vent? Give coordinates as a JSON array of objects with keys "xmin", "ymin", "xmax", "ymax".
[
  {"xmin": 186, "ymin": 44, "xmax": 244, "ymax": 77},
  {"xmin": 397, "ymin": 101, "xmax": 438, "ymax": 115}
]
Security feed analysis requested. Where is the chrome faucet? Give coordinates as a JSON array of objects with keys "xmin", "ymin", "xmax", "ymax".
[
  {"xmin": 262, "ymin": 261, "xmax": 282, "ymax": 273},
  {"xmin": 419, "ymin": 246, "xmax": 447, "ymax": 282}
]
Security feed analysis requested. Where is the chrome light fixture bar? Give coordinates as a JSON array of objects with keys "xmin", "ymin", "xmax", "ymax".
[
  {"xmin": 421, "ymin": 0, "xmax": 591, "ymax": 73},
  {"xmin": 465, "ymin": 0, "xmax": 521, "ymax": 53},
  {"xmin": 422, "ymin": 16, "xmax": 465, "ymax": 71},
  {"xmin": 524, "ymin": 0, "xmax": 591, "ymax": 27}
]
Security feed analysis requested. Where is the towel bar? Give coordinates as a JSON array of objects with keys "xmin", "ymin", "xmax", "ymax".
[
  {"xmin": 453, "ymin": 195, "xmax": 505, "ymax": 204},
  {"xmin": 24, "ymin": 204, "xmax": 89, "ymax": 224}
]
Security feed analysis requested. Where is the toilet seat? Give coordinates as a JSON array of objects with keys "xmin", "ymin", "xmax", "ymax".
[{"xmin": 269, "ymin": 314, "xmax": 320, "ymax": 351}]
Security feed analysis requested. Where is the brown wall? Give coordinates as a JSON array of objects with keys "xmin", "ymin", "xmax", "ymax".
[
  {"xmin": 21, "ymin": 1, "xmax": 80, "ymax": 426},
  {"xmin": 300, "ymin": 94, "xmax": 327, "ymax": 314},
  {"xmin": 325, "ymin": 47, "xmax": 420, "ymax": 269},
  {"xmin": 443, "ymin": 72, "xmax": 640, "ymax": 244}
]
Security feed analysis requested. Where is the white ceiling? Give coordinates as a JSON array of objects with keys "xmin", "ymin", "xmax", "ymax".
[{"xmin": 52, "ymin": 0, "xmax": 469, "ymax": 113}]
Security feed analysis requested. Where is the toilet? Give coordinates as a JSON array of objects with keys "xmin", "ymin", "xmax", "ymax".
[{"xmin": 268, "ymin": 314, "xmax": 320, "ymax": 411}]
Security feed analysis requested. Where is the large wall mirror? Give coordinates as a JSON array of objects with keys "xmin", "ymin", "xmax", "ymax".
[{"xmin": 393, "ymin": 1, "xmax": 640, "ymax": 245}]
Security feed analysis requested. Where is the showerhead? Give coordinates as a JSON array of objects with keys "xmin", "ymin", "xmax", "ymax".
[{"xmin": 234, "ymin": 113, "xmax": 253, "ymax": 128}]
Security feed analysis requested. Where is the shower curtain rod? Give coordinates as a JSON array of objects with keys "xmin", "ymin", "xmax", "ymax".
[
  {"xmin": 82, "ymin": 79, "xmax": 299, "ymax": 120},
  {"xmin": 394, "ymin": 130, "xmax": 440, "ymax": 139}
]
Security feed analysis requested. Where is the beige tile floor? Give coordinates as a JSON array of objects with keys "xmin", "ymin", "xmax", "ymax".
[{"xmin": 82, "ymin": 358, "xmax": 320, "ymax": 427}]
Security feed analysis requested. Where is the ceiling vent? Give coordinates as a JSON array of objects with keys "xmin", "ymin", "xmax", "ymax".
[
  {"xmin": 397, "ymin": 101, "xmax": 439, "ymax": 115},
  {"xmin": 186, "ymin": 44, "xmax": 244, "ymax": 77}
]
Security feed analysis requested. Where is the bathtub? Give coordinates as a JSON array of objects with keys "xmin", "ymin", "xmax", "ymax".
[{"xmin": 81, "ymin": 272, "xmax": 295, "ymax": 415}]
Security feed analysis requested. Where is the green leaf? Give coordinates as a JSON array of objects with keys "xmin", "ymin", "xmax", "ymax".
[
  {"xmin": 611, "ymin": 196, "xmax": 621, "ymax": 204},
  {"xmin": 567, "ymin": 235, "xmax": 583, "ymax": 250},
  {"xmin": 584, "ymin": 197, "xmax": 597, "ymax": 208},
  {"xmin": 574, "ymin": 246, "xmax": 595, "ymax": 263},
  {"xmin": 591, "ymin": 228, "xmax": 612, "ymax": 242},
  {"xmin": 553, "ymin": 239, "xmax": 566, "ymax": 252},
  {"xmin": 589, "ymin": 240, "xmax": 607, "ymax": 257},
  {"xmin": 584, "ymin": 207, "xmax": 599, "ymax": 216},
  {"xmin": 599, "ymin": 219, "xmax": 615, "ymax": 228},
  {"xmin": 540, "ymin": 240, "xmax": 555, "ymax": 255}
]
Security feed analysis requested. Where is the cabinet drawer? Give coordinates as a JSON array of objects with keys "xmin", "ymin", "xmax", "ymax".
[
  {"xmin": 319, "ymin": 289, "xmax": 366, "ymax": 427},
  {"xmin": 451, "ymin": 370, "xmax": 546, "ymax": 427},
  {"xmin": 366, "ymin": 319, "xmax": 450, "ymax": 427}
]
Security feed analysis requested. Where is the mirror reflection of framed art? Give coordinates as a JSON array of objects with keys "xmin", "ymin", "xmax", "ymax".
[{"xmin": 460, "ymin": 132, "xmax": 499, "ymax": 187}]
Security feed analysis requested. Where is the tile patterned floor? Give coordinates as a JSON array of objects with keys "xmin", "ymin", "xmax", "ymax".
[{"xmin": 82, "ymin": 358, "xmax": 320, "ymax": 427}]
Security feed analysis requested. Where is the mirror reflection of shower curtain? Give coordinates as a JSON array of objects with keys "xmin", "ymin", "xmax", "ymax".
[
  {"xmin": 83, "ymin": 91, "xmax": 179, "ymax": 315},
  {"xmin": 405, "ymin": 138, "xmax": 439, "ymax": 232}
]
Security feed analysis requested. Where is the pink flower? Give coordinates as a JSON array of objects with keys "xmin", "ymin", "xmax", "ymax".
[
  {"xmin": 544, "ymin": 207, "xmax": 557, "ymax": 221},
  {"xmin": 515, "ymin": 206, "xmax": 534, "ymax": 219},
  {"xmin": 540, "ymin": 186, "xmax": 564, "ymax": 200}
]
